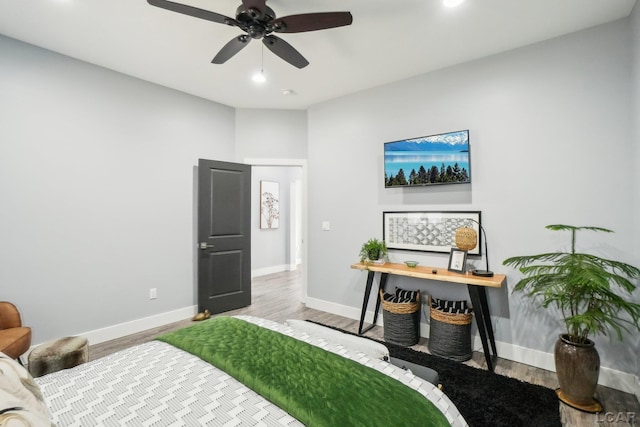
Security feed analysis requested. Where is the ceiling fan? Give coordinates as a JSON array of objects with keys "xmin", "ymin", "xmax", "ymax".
[{"xmin": 147, "ymin": 0, "xmax": 353, "ymax": 69}]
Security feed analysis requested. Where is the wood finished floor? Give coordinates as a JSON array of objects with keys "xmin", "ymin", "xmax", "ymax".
[{"xmin": 90, "ymin": 270, "xmax": 639, "ymax": 427}]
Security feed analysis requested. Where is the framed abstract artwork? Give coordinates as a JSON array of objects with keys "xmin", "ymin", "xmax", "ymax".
[{"xmin": 383, "ymin": 211, "xmax": 482, "ymax": 255}]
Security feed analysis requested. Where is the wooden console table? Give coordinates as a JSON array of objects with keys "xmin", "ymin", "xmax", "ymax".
[{"xmin": 351, "ymin": 262, "xmax": 506, "ymax": 372}]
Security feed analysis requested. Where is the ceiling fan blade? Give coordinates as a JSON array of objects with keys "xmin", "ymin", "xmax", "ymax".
[
  {"xmin": 271, "ymin": 12, "xmax": 353, "ymax": 33},
  {"xmin": 212, "ymin": 35, "xmax": 251, "ymax": 64},
  {"xmin": 263, "ymin": 35, "xmax": 309, "ymax": 69},
  {"xmin": 147, "ymin": 0, "xmax": 234, "ymax": 25},
  {"xmin": 241, "ymin": 0, "xmax": 267, "ymax": 18}
]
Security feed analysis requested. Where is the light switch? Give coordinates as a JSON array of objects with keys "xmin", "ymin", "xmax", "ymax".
[{"xmin": 322, "ymin": 221, "xmax": 331, "ymax": 231}]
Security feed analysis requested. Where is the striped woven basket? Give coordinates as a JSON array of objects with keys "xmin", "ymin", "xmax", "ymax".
[
  {"xmin": 428, "ymin": 296, "xmax": 473, "ymax": 361},
  {"xmin": 380, "ymin": 289, "xmax": 420, "ymax": 314},
  {"xmin": 380, "ymin": 290, "xmax": 420, "ymax": 346}
]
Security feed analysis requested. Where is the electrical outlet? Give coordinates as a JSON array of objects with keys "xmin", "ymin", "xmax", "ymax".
[{"xmin": 149, "ymin": 288, "xmax": 157, "ymax": 300}]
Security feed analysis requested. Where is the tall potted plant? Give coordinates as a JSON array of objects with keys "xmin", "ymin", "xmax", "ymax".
[{"xmin": 503, "ymin": 225, "xmax": 640, "ymax": 412}]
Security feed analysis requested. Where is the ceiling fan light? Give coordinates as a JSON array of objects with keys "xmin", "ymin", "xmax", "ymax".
[{"xmin": 252, "ymin": 71, "xmax": 266, "ymax": 83}]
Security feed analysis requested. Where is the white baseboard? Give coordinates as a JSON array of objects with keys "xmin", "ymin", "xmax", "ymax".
[
  {"xmin": 31, "ymin": 305, "xmax": 198, "ymax": 349},
  {"xmin": 29, "ymin": 295, "xmax": 639, "ymax": 400},
  {"xmin": 251, "ymin": 264, "xmax": 291, "ymax": 278},
  {"xmin": 305, "ymin": 297, "xmax": 640, "ymax": 396},
  {"xmin": 305, "ymin": 296, "xmax": 365, "ymax": 322},
  {"xmin": 29, "ymin": 263, "xmax": 297, "ymax": 351},
  {"xmin": 487, "ymin": 339, "xmax": 555, "ymax": 372},
  {"xmin": 59, "ymin": 272, "xmax": 302, "ymax": 345}
]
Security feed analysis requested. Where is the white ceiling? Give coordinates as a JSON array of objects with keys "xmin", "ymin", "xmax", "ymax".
[{"xmin": 0, "ymin": 0, "xmax": 636, "ymax": 110}]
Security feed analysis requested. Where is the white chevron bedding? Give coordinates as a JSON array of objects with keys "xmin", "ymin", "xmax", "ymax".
[{"xmin": 35, "ymin": 316, "xmax": 467, "ymax": 426}]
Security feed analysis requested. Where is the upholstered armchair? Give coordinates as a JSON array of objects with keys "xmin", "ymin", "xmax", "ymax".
[{"xmin": 0, "ymin": 301, "xmax": 32, "ymax": 362}]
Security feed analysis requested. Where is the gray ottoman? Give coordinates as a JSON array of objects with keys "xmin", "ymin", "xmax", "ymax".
[{"xmin": 28, "ymin": 336, "xmax": 89, "ymax": 378}]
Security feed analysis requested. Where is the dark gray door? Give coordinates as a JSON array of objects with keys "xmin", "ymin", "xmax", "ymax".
[{"xmin": 197, "ymin": 159, "xmax": 251, "ymax": 314}]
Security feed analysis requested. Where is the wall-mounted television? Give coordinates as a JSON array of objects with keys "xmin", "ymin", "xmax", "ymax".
[{"xmin": 384, "ymin": 129, "xmax": 470, "ymax": 188}]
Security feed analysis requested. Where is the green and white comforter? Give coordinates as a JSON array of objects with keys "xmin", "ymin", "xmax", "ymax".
[{"xmin": 35, "ymin": 316, "xmax": 467, "ymax": 426}]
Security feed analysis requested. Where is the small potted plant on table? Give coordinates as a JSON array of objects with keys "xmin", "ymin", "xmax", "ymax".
[{"xmin": 359, "ymin": 238, "xmax": 388, "ymax": 265}]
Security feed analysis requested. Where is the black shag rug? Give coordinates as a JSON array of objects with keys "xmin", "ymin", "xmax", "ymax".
[{"xmin": 308, "ymin": 321, "xmax": 561, "ymax": 427}]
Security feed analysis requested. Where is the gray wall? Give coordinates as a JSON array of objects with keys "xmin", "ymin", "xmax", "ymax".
[
  {"xmin": 2, "ymin": 4, "xmax": 639, "ymax": 384},
  {"xmin": 631, "ymin": 2, "xmax": 640, "ymax": 380},
  {"xmin": 235, "ymin": 109, "xmax": 307, "ymax": 160},
  {"xmin": 0, "ymin": 37, "xmax": 308, "ymax": 346},
  {"xmin": 306, "ymin": 17, "xmax": 638, "ymax": 375},
  {"xmin": 632, "ymin": 0, "xmax": 640, "ymax": 268},
  {"xmin": 0, "ymin": 35, "xmax": 236, "ymax": 343}
]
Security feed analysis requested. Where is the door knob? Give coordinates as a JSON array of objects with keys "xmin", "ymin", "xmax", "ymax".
[{"xmin": 199, "ymin": 242, "xmax": 215, "ymax": 249}]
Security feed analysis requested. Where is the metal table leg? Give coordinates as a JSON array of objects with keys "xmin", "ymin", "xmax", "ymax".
[
  {"xmin": 467, "ymin": 284, "xmax": 497, "ymax": 371},
  {"xmin": 358, "ymin": 272, "xmax": 388, "ymax": 335}
]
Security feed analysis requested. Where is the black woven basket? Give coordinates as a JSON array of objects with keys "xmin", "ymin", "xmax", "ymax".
[
  {"xmin": 428, "ymin": 297, "xmax": 473, "ymax": 362},
  {"xmin": 381, "ymin": 290, "xmax": 420, "ymax": 346}
]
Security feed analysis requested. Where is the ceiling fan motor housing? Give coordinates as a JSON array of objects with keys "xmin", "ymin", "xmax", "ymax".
[
  {"xmin": 148, "ymin": 0, "xmax": 352, "ymax": 68},
  {"xmin": 236, "ymin": 5, "xmax": 276, "ymax": 39}
]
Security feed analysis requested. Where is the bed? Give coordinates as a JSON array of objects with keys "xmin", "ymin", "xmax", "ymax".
[{"xmin": 1, "ymin": 315, "xmax": 467, "ymax": 426}]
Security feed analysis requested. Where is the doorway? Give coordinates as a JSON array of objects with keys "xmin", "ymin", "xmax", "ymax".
[{"xmin": 246, "ymin": 158, "xmax": 307, "ymax": 303}]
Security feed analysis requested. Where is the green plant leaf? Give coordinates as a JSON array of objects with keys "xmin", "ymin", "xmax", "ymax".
[{"xmin": 503, "ymin": 224, "xmax": 640, "ymax": 342}]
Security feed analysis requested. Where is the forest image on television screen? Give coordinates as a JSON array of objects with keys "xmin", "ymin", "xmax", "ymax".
[{"xmin": 384, "ymin": 129, "xmax": 470, "ymax": 188}]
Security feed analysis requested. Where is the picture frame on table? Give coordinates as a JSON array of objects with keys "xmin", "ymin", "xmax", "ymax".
[{"xmin": 448, "ymin": 249, "xmax": 468, "ymax": 273}]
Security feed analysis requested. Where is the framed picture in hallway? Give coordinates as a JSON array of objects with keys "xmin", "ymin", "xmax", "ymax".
[{"xmin": 260, "ymin": 181, "xmax": 280, "ymax": 229}]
